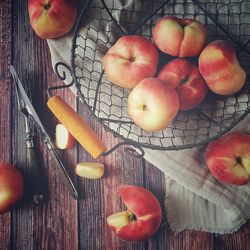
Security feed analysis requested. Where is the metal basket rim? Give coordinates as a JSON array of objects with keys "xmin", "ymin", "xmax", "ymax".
[{"xmin": 69, "ymin": 0, "xmax": 250, "ymax": 151}]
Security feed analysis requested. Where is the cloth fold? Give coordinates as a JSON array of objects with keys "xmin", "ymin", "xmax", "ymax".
[{"xmin": 47, "ymin": 0, "xmax": 250, "ymax": 233}]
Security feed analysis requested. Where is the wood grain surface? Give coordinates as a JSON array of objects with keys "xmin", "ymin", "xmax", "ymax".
[{"xmin": 0, "ymin": 0, "xmax": 250, "ymax": 249}]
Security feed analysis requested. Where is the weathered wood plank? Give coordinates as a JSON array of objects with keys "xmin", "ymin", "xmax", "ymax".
[
  {"xmin": 1, "ymin": 0, "xmax": 250, "ymax": 249},
  {"xmin": 10, "ymin": 1, "xmax": 78, "ymax": 249},
  {"xmin": 164, "ymin": 229, "xmax": 214, "ymax": 250},
  {"xmin": 143, "ymin": 161, "xmax": 168, "ymax": 250},
  {"xmin": 0, "ymin": 0, "xmax": 12, "ymax": 249},
  {"xmin": 214, "ymin": 220, "xmax": 250, "ymax": 250},
  {"xmin": 144, "ymin": 161, "xmax": 214, "ymax": 250},
  {"xmin": 77, "ymin": 100, "xmax": 146, "ymax": 250}
]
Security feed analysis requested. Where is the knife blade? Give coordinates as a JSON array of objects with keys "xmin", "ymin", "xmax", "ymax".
[{"xmin": 10, "ymin": 65, "xmax": 79, "ymax": 200}]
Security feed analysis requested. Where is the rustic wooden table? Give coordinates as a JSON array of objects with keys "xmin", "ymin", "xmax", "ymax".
[{"xmin": 0, "ymin": 1, "xmax": 250, "ymax": 249}]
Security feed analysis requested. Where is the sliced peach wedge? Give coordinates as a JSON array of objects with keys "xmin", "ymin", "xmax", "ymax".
[
  {"xmin": 107, "ymin": 185, "xmax": 162, "ymax": 242},
  {"xmin": 55, "ymin": 124, "xmax": 75, "ymax": 150},
  {"xmin": 75, "ymin": 162, "xmax": 104, "ymax": 180}
]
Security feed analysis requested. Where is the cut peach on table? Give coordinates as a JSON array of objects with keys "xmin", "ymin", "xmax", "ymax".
[
  {"xmin": 55, "ymin": 124, "xmax": 75, "ymax": 150},
  {"xmin": 107, "ymin": 185, "xmax": 162, "ymax": 242},
  {"xmin": 75, "ymin": 162, "xmax": 104, "ymax": 179}
]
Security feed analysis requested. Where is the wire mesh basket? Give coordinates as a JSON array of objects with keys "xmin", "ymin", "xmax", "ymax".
[{"xmin": 70, "ymin": 0, "xmax": 250, "ymax": 151}]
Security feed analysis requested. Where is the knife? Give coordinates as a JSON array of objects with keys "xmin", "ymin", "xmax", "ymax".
[
  {"xmin": 14, "ymin": 80, "xmax": 44, "ymax": 204},
  {"xmin": 10, "ymin": 65, "xmax": 79, "ymax": 200}
]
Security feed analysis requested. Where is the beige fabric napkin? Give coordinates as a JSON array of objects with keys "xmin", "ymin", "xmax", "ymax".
[{"xmin": 47, "ymin": 0, "xmax": 250, "ymax": 233}]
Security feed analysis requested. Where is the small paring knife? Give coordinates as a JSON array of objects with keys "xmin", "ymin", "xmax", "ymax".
[{"xmin": 10, "ymin": 65, "xmax": 78, "ymax": 201}]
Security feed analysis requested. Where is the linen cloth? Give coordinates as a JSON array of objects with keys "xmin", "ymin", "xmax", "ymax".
[{"xmin": 47, "ymin": 0, "xmax": 250, "ymax": 233}]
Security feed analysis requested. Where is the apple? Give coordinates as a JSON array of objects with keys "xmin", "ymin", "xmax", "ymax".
[
  {"xmin": 55, "ymin": 124, "xmax": 75, "ymax": 150},
  {"xmin": 205, "ymin": 132, "xmax": 250, "ymax": 185},
  {"xmin": 0, "ymin": 163, "xmax": 24, "ymax": 214},
  {"xmin": 75, "ymin": 162, "xmax": 104, "ymax": 179},
  {"xmin": 158, "ymin": 58, "xmax": 208, "ymax": 110},
  {"xmin": 107, "ymin": 185, "xmax": 162, "ymax": 242},
  {"xmin": 128, "ymin": 77, "xmax": 179, "ymax": 131},
  {"xmin": 199, "ymin": 40, "xmax": 246, "ymax": 95},
  {"xmin": 102, "ymin": 35, "xmax": 159, "ymax": 89},
  {"xmin": 28, "ymin": 0, "xmax": 77, "ymax": 39},
  {"xmin": 152, "ymin": 16, "xmax": 207, "ymax": 57}
]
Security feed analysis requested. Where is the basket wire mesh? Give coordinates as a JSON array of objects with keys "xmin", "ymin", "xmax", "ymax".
[{"xmin": 70, "ymin": 0, "xmax": 250, "ymax": 150}]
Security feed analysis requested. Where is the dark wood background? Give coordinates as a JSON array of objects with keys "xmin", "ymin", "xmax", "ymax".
[{"xmin": 0, "ymin": 1, "xmax": 249, "ymax": 249}]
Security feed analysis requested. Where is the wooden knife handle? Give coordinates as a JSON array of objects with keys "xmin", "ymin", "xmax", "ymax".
[
  {"xmin": 47, "ymin": 95, "xmax": 107, "ymax": 158},
  {"xmin": 27, "ymin": 146, "xmax": 44, "ymax": 204}
]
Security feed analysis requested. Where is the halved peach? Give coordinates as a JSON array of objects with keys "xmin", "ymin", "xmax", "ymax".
[{"xmin": 107, "ymin": 185, "xmax": 162, "ymax": 242}]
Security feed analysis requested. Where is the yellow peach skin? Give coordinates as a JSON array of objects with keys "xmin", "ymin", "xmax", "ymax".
[
  {"xmin": 28, "ymin": 0, "xmax": 77, "ymax": 39},
  {"xmin": 152, "ymin": 16, "xmax": 207, "ymax": 57},
  {"xmin": 103, "ymin": 35, "xmax": 159, "ymax": 89},
  {"xmin": 128, "ymin": 78, "xmax": 179, "ymax": 131},
  {"xmin": 198, "ymin": 40, "xmax": 246, "ymax": 95}
]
